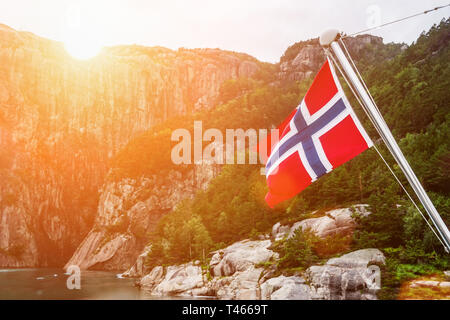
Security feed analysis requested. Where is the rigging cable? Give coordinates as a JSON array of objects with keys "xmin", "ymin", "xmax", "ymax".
[
  {"xmin": 324, "ymin": 48, "xmax": 448, "ymax": 251},
  {"xmin": 343, "ymin": 3, "xmax": 450, "ymax": 38}
]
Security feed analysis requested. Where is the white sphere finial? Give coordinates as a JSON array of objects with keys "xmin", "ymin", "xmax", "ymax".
[{"xmin": 320, "ymin": 29, "xmax": 340, "ymax": 46}]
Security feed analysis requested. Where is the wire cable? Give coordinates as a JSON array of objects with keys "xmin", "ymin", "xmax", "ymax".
[
  {"xmin": 325, "ymin": 48, "xmax": 448, "ymax": 251},
  {"xmin": 343, "ymin": 4, "xmax": 450, "ymax": 38},
  {"xmin": 339, "ymin": 38, "xmax": 384, "ymax": 120},
  {"xmin": 335, "ymin": 40, "xmax": 449, "ymax": 251}
]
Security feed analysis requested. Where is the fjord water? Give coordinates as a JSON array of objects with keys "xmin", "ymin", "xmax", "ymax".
[{"xmin": 0, "ymin": 268, "xmax": 160, "ymax": 300}]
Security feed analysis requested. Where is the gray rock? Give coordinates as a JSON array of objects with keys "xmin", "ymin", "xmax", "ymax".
[
  {"xmin": 261, "ymin": 275, "xmax": 310, "ymax": 300},
  {"xmin": 326, "ymin": 248, "xmax": 385, "ymax": 268},
  {"xmin": 288, "ymin": 206, "xmax": 369, "ymax": 239},
  {"xmin": 135, "ymin": 227, "xmax": 385, "ymax": 300},
  {"xmin": 141, "ymin": 262, "xmax": 204, "ymax": 296},
  {"xmin": 305, "ymin": 248, "xmax": 385, "ymax": 300},
  {"xmin": 271, "ymin": 283, "xmax": 311, "ymax": 300},
  {"xmin": 209, "ymin": 239, "xmax": 277, "ymax": 277},
  {"xmin": 278, "ymin": 35, "xmax": 384, "ymax": 82},
  {"xmin": 213, "ymin": 266, "xmax": 264, "ymax": 300}
]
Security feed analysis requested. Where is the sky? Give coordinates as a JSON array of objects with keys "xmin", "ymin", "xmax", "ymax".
[{"xmin": 0, "ymin": 0, "xmax": 449, "ymax": 62}]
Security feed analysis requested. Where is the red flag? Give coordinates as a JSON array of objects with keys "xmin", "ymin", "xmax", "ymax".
[{"xmin": 263, "ymin": 58, "xmax": 373, "ymax": 207}]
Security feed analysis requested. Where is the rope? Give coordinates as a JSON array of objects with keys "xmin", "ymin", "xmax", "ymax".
[
  {"xmin": 371, "ymin": 145, "xmax": 447, "ymax": 251},
  {"xmin": 336, "ymin": 41, "xmax": 449, "ymax": 251},
  {"xmin": 325, "ymin": 48, "xmax": 448, "ymax": 251},
  {"xmin": 339, "ymin": 38, "xmax": 384, "ymax": 120},
  {"xmin": 343, "ymin": 4, "xmax": 450, "ymax": 38}
]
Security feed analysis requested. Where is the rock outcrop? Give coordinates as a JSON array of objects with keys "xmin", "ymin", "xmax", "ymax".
[
  {"xmin": 272, "ymin": 205, "xmax": 369, "ymax": 240},
  {"xmin": 278, "ymin": 35, "xmax": 385, "ymax": 82},
  {"xmin": 0, "ymin": 23, "xmax": 259, "ymax": 267},
  {"xmin": 65, "ymin": 164, "xmax": 215, "ymax": 271},
  {"xmin": 305, "ymin": 249, "xmax": 385, "ymax": 300},
  {"xmin": 261, "ymin": 276, "xmax": 311, "ymax": 300},
  {"xmin": 139, "ymin": 239, "xmax": 278, "ymax": 299},
  {"xmin": 139, "ymin": 242, "xmax": 384, "ymax": 300},
  {"xmin": 137, "ymin": 209, "xmax": 385, "ymax": 300},
  {"xmin": 209, "ymin": 239, "xmax": 277, "ymax": 277},
  {"xmin": 142, "ymin": 262, "xmax": 205, "ymax": 297}
]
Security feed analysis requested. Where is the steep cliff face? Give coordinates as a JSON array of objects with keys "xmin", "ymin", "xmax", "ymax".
[{"xmin": 0, "ymin": 23, "xmax": 258, "ymax": 267}]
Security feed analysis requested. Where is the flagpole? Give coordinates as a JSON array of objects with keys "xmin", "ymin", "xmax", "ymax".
[{"xmin": 320, "ymin": 30, "xmax": 450, "ymax": 252}]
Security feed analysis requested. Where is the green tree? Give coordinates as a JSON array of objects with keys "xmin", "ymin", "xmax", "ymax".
[{"xmin": 182, "ymin": 215, "xmax": 213, "ymax": 262}]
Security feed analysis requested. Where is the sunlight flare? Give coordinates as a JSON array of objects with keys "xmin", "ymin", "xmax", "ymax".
[
  {"xmin": 64, "ymin": 33, "xmax": 102, "ymax": 60},
  {"xmin": 62, "ymin": 2, "xmax": 102, "ymax": 60}
]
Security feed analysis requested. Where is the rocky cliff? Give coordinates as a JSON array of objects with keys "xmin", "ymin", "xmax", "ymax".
[
  {"xmin": 136, "ymin": 206, "xmax": 386, "ymax": 300},
  {"xmin": 0, "ymin": 23, "xmax": 258, "ymax": 267},
  {"xmin": 138, "ymin": 246, "xmax": 385, "ymax": 300}
]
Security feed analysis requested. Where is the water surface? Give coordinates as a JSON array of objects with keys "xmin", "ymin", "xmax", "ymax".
[{"xmin": 0, "ymin": 268, "xmax": 176, "ymax": 300}]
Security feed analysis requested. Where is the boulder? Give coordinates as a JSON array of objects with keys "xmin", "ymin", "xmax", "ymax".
[
  {"xmin": 210, "ymin": 239, "xmax": 277, "ymax": 277},
  {"xmin": 261, "ymin": 275, "xmax": 310, "ymax": 300},
  {"xmin": 305, "ymin": 248, "xmax": 385, "ymax": 300},
  {"xmin": 326, "ymin": 248, "xmax": 385, "ymax": 268},
  {"xmin": 288, "ymin": 205, "xmax": 369, "ymax": 239},
  {"xmin": 141, "ymin": 262, "xmax": 204, "ymax": 296},
  {"xmin": 212, "ymin": 266, "xmax": 264, "ymax": 300}
]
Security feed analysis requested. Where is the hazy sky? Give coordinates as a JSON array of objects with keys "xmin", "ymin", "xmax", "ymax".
[{"xmin": 0, "ymin": 0, "xmax": 449, "ymax": 62}]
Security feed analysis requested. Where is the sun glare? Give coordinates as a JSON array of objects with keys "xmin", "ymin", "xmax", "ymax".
[
  {"xmin": 63, "ymin": 2, "xmax": 103, "ymax": 60},
  {"xmin": 64, "ymin": 35, "xmax": 102, "ymax": 60}
]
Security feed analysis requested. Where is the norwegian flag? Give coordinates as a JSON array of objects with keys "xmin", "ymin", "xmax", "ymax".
[{"xmin": 264, "ymin": 58, "xmax": 373, "ymax": 207}]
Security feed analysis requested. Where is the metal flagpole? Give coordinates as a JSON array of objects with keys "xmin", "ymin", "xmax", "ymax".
[{"xmin": 320, "ymin": 30, "xmax": 450, "ymax": 252}]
